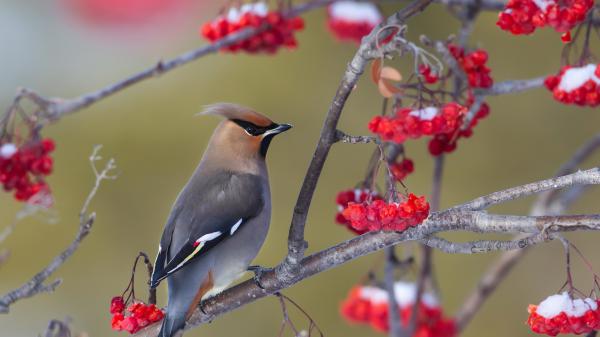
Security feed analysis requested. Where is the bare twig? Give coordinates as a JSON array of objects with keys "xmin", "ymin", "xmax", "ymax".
[
  {"xmin": 410, "ymin": 155, "xmax": 444, "ymax": 335},
  {"xmin": 275, "ymin": 293, "xmax": 324, "ymax": 337},
  {"xmin": 455, "ymin": 134, "xmax": 600, "ymax": 331},
  {"xmin": 384, "ymin": 248, "xmax": 405, "ymax": 337},
  {"xmin": 335, "ymin": 130, "xmax": 379, "ymax": 144},
  {"xmin": 532, "ymin": 133, "xmax": 600, "ymax": 215},
  {"xmin": 1, "ymin": 1, "xmax": 339, "ymax": 126},
  {"xmin": 474, "ymin": 76, "xmax": 546, "ymax": 96},
  {"xmin": 42, "ymin": 318, "xmax": 72, "ymax": 337},
  {"xmin": 0, "ymin": 249, "xmax": 10, "ymax": 268},
  {"xmin": 422, "ymin": 232, "xmax": 553, "ymax": 253},
  {"xmin": 454, "ymin": 245, "xmax": 528, "ymax": 330},
  {"xmin": 452, "ymin": 167, "xmax": 600, "ymax": 211},
  {"xmin": 0, "ymin": 147, "xmax": 116, "ymax": 313}
]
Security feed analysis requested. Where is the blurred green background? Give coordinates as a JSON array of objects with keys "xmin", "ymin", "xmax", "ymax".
[{"xmin": 1, "ymin": 1, "xmax": 600, "ymax": 336}]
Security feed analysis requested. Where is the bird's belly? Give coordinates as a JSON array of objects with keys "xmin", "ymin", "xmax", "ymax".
[{"xmin": 204, "ymin": 213, "xmax": 270, "ymax": 298}]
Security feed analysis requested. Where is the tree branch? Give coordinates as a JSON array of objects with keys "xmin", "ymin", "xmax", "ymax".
[
  {"xmin": 421, "ymin": 232, "xmax": 553, "ymax": 254},
  {"xmin": 452, "ymin": 167, "xmax": 600, "ymax": 211},
  {"xmin": 0, "ymin": 146, "xmax": 116, "ymax": 313},
  {"xmin": 454, "ymin": 133, "xmax": 600, "ymax": 332},
  {"xmin": 284, "ymin": 0, "xmax": 435, "ymax": 272},
  {"xmin": 1, "ymin": 0, "xmax": 338, "ymax": 126},
  {"xmin": 176, "ymin": 209, "xmax": 600, "ymax": 333}
]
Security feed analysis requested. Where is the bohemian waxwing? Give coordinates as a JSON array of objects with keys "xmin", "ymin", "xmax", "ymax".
[{"xmin": 150, "ymin": 103, "xmax": 292, "ymax": 337}]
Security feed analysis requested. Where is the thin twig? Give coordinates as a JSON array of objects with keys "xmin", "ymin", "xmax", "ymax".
[
  {"xmin": 384, "ymin": 247, "xmax": 405, "ymax": 337},
  {"xmin": 452, "ymin": 167, "xmax": 600, "ymax": 211},
  {"xmin": 422, "ymin": 232, "xmax": 553, "ymax": 253},
  {"xmin": 0, "ymin": 147, "xmax": 116, "ymax": 313},
  {"xmin": 42, "ymin": 319, "xmax": 72, "ymax": 337},
  {"xmin": 2, "ymin": 0, "xmax": 336, "ymax": 125},
  {"xmin": 455, "ymin": 134, "xmax": 600, "ymax": 331},
  {"xmin": 410, "ymin": 155, "xmax": 444, "ymax": 335}
]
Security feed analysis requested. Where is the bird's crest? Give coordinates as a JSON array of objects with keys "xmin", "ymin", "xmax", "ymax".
[{"xmin": 199, "ymin": 103, "xmax": 273, "ymax": 127}]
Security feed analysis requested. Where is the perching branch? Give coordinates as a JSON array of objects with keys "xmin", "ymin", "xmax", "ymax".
[
  {"xmin": 0, "ymin": 146, "xmax": 116, "ymax": 313},
  {"xmin": 158, "ymin": 167, "xmax": 600, "ymax": 334},
  {"xmin": 183, "ymin": 211, "xmax": 600, "ymax": 331}
]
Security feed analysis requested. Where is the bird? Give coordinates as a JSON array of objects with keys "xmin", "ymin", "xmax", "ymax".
[{"xmin": 149, "ymin": 103, "xmax": 292, "ymax": 337}]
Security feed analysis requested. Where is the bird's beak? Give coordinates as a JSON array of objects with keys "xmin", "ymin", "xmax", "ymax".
[{"xmin": 263, "ymin": 123, "xmax": 293, "ymax": 137}]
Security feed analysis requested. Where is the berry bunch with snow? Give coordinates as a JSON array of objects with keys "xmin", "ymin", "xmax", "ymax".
[
  {"xmin": 428, "ymin": 98, "xmax": 490, "ymax": 156},
  {"xmin": 110, "ymin": 296, "xmax": 164, "ymax": 334},
  {"xmin": 342, "ymin": 193, "xmax": 430, "ymax": 233},
  {"xmin": 335, "ymin": 188, "xmax": 382, "ymax": 234},
  {"xmin": 527, "ymin": 292, "xmax": 600, "ymax": 335},
  {"xmin": 390, "ymin": 158, "xmax": 414, "ymax": 182},
  {"xmin": 545, "ymin": 64, "xmax": 600, "ymax": 107},
  {"xmin": 341, "ymin": 282, "xmax": 456, "ymax": 336},
  {"xmin": 368, "ymin": 103, "xmax": 467, "ymax": 144},
  {"xmin": 326, "ymin": 1, "xmax": 383, "ymax": 44},
  {"xmin": 497, "ymin": 0, "xmax": 593, "ymax": 36},
  {"xmin": 200, "ymin": 2, "xmax": 304, "ymax": 54},
  {"xmin": 0, "ymin": 138, "xmax": 54, "ymax": 206}
]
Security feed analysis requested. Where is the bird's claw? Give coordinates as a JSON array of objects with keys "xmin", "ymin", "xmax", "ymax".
[
  {"xmin": 199, "ymin": 300, "xmax": 208, "ymax": 315},
  {"xmin": 198, "ymin": 301, "xmax": 214, "ymax": 323},
  {"xmin": 247, "ymin": 265, "xmax": 272, "ymax": 290}
]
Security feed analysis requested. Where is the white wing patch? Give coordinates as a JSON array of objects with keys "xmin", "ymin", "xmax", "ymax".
[
  {"xmin": 196, "ymin": 231, "xmax": 222, "ymax": 243},
  {"xmin": 230, "ymin": 219, "xmax": 243, "ymax": 235}
]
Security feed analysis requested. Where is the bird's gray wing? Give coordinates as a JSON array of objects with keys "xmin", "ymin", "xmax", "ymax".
[{"xmin": 150, "ymin": 171, "xmax": 264, "ymax": 288}]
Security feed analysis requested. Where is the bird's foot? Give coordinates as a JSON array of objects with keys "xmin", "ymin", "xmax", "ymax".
[
  {"xmin": 198, "ymin": 301, "xmax": 214, "ymax": 323},
  {"xmin": 247, "ymin": 265, "xmax": 272, "ymax": 290},
  {"xmin": 199, "ymin": 300, "xmax": 208, "ymax": 315}
]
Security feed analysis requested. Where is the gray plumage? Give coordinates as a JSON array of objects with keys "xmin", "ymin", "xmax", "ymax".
[{"xmin": 151, "ymin": 104, "xmax": 290, "ymax": 337}]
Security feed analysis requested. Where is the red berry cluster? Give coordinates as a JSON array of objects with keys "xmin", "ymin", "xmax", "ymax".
[
  {"xmin": 527, "ymin": 293, "xmax": 600, "ymax": 336},
  {"xmin": 419, "ymin": 64, "xmax": 439, "ymax": 84},
  {"xmin": 545, "ymin": 64, "xmax": 600, "ymax": 107},
  {"xmin": 326, "ymin": 1, "xmax": 382, "ymax": 44},
  {"xmin": 0, "ymin": 139, "xmax": 54, "ymax": 205},
  {"xmin": 428, "ymin": 100, "xmax": 490, "ymax": 156},
  {"xmin": 110, "ymin": 296, "xmax": 164, "ymax": 334},
  {"xmin": 341, "ymin": 285, "xmax": 456, "ymax": 337},
  {"xmin": 335, "ymin": 188, "xmax": 382, "ymax": 234},
  {"xmin": 497, "ymin": 0, "xmax": 593, "ymax": 35},
  {"xmin": 342, "ymin": 193, "xmax": 429, "ymax": 233},
  {"xmin": 368, "ymin": 103, "xmax": 467, "ymax": 144},
  {"xmin": 448, "ymin": 45, "xmax": 493, "ymax": 89},
  {"xmin": 200, "ymin": 3, "xmax": 304, "ymax": 54},
  {"xmin": 390, "ymin": 158, "xmax": 414, "ymax": 182}
]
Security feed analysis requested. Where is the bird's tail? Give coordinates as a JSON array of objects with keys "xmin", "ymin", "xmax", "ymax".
[{"xmin": 158, "ymin": 312, "xmax": 186, "ymax": 337}]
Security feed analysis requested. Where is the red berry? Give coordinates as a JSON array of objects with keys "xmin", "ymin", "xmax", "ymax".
[{"xmin": 110, "ymin": 296, "xmax": 126, "ymax": 314}]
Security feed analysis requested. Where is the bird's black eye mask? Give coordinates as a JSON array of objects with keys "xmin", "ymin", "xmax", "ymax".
[{"xmin": 231, "ymin": 119, "xmax": 278, "ymax": 136}]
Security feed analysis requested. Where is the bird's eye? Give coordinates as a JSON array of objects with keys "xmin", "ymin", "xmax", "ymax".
[{"xmin": 245, "ymin": 126, "xmax": 257, "ymax": 135}]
